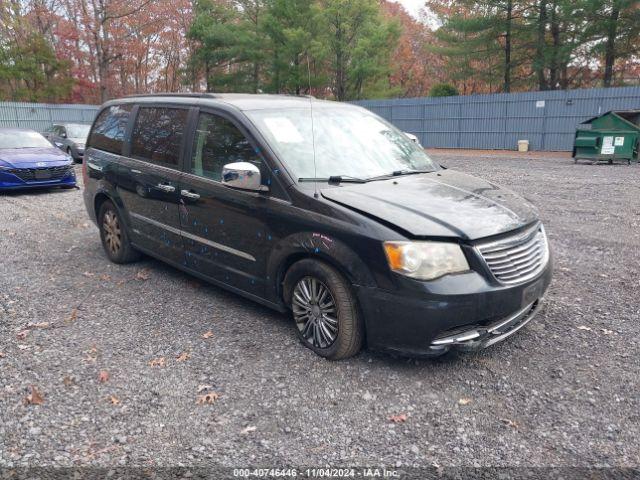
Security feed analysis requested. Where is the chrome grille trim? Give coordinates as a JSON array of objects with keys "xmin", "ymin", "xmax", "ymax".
[{"xmin": 476, "ymin": 223, "xmax": 549, "ymax": 285}]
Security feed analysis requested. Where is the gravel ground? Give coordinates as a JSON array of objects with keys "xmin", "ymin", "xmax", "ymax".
[{"xmin": 1, "ymin": 153, "xmax": 639, "ymax": 476}]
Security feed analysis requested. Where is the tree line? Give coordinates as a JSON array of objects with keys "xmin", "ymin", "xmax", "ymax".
[
  {"xmin": 429, "ymin": 0, "xmax": 640, "ymax": 94},
  {"xmin": 0, "ymin": 0, "xmax": 638, "ymax": 104}
]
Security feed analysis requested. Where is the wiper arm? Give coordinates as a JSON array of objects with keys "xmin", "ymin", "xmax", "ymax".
[
  {"xmin": 298, "ymin": 175, "xmax": 368, "ymax": 184},
  {"xmin": 367, "ymin": 169, "xmax": 434, "ymax": 181}
]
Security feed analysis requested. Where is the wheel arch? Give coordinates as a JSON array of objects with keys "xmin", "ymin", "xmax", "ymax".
[
  {"xmin": 94, "ymin": 192, "xmax": 113, "ymax": 220},
  {"xmin": 268, "ymin": 232, "xmax": 377, "ymax": 306}
]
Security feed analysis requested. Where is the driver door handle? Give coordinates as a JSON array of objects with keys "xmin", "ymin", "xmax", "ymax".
[
  {"xmin": 156, "ymin": 184, "xmax": 176, "ymax": 193},
  {"xmin": 181, "ymin": 190, "xmax": 200, "ymax": 200}
]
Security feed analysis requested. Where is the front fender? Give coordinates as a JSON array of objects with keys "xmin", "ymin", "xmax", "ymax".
[{"xmin": 266, "ymin": 231, "xmax": 377, "ymax": 304}]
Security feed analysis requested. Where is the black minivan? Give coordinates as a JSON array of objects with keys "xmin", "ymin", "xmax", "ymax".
[{"xmin": 83, "ymin": 93, "xmax": 552, "ymax": 360}]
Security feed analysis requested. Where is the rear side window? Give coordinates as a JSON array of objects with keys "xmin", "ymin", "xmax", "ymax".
[
  {"xmin": 131, "ymin": 107, "xmax": 188, "ymax": 167},
  {"xmin": 88, "ymin": 105, "xmax": 132, "ymax": 155}
]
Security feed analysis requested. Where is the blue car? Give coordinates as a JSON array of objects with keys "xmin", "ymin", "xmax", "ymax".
[{"xmin": 0, "ymin": 128, "xmax": 76, "ymax": 190}]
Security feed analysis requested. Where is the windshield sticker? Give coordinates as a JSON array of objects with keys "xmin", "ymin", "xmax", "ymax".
[{"xmin": 263, "ymin": 117, "xmax": 304, "ymax": 143}]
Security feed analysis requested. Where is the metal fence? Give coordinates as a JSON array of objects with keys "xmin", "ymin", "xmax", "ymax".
[
  {"xmin": 353, "ymin": 86, "xmax": 640, "ymax": 151},
  {"xmin": 2, "ymin": 86, "xmax": 640, "ymax": 151},
  {"xmin": 0, "ymin": 101, "xmax": 99, "ymax": 133}
]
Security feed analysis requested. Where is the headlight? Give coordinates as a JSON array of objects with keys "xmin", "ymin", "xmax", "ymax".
[{"xmin": 383, "ymin": 241, "xmax": 470, "ymax": 281}]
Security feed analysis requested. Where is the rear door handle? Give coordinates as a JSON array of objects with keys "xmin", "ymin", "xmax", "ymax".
[
  {"xmin": 181, "ymin": 190, "xmax": 200, "ymax": 200},
  {"xmin": 156, "ymin": 184, "xmax": 176, "ymax": 193}
]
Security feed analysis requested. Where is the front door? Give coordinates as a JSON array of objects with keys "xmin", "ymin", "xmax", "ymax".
[
  {"xmin": 117, "ymin": 105, "xmax": 189, "ymax": 265},
  {"xmin": 179, "ymin": 110, "xmax": 268, "ymax": 297}
]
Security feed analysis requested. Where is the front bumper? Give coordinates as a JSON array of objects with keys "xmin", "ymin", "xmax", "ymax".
[
  {"xmin": 355, "ymin": 260, "xmax": 552, "ymax": 357},
  {"xmin": 0, "ymin": 168, "xmax": 76, "ymax": 190},
  {"xmin": 429, "ymin": 299, "xmax": 541, "ymax": 353}
]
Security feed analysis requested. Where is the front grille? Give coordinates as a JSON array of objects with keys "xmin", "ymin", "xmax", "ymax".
[
  {"xmin": 8, "ymin": 165, "xmax": 74, "ymax": 183},
  {"xmin": 477, "ymin": 223, "xmax": 549, "ymax": 285}
]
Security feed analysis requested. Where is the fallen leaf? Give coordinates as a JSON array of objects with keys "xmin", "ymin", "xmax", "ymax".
[
  {"xmin": 500, "ymin": 418, "xmax": 519, "ymax": 429},
  {"xmin": 98, "ymin": 371, "xmax": 110, "ymax": 383},
  {"xmin": 63, "ymin": 376, "xmax": 75, "ymax": 387},
  {"xmin": 0, "ymin": 352, "xmax": 5, "ymax": 358},
  {"xmin": 24, "ymin": 386, "xmax": 44, "ymax": 406},
  {"xmin": 601, "ymin": 328, "xmax": 614, "ymax": 335},
  {"xmin": 197, "ymin": 384, "xmax": 213, "ymax": 393},
  {"xmin": 108, "ymin": 395, "xmax": 121, "ymax": 405},
  {"xmin": 148, "ymin": 357, "xmax": 166, "ymax": 368},
  {"xmin": 16, "ymin": 330, "xmax": 29, "ymax": 340},
  {"xmin": 83, "ymin": 346, "xmax": 98, "ymax": 363},
  {"xmin": 67, "ymin": 309, "xmax": 78, "ymax": 324},
  {"xmin": 18, "ymin": 345, "xmax": 29, "ymax": 350},
  {"xmin": 202, "ymin": 331, "xmax": 214, "ymax": 339},
  {"xmin": 196, "ymin": 392, "xmax": 220, "ymax": 405},
  {"xmin": 577, "ymin": 325, "xmax": 592, "ymax": 331},
  {"xmin": 100, "ymin": 274, "xmax": 111, "ymax": 281},
  {"xmin": 458, "ymin": 398, "xmax": 472, "ymax": 406},
  {"xmin": 187, "ymin": 280, "xmax": 202, "ymax": 289},
  {"xmin": 83, "ymin": 272, "xmax": 95, "ymax": 277},
  {"xmin": 135, "ymin": 269, "xmax": 151, "ymax": 281},
  {"xmin": 241, "ymin": 425, "xmax": 257, "ymax": 434},
  {"xmin": 176, "ymin": 352, "xmax": 191, "ymax": 362},
  {"xmin": 389, "ymin": 413, "xmax": 408, "ymax": 423}
]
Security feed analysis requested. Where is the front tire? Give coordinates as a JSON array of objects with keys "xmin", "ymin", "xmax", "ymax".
[
  {"xmin": 98, "ymin": 200, "xmax": 140, "ymax": 264},
  {"xmin": 284, "ymin": 259, "xmax": 364, "ymax": 360},
  {"xmin": 67, "ymin": 147, "xmax": 78, "ymax": 163}
]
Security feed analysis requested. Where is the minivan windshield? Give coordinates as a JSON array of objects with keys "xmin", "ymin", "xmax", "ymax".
[
  {"xmin": 66, "ymin": 124, "xmax": 91, "ymax": 139},
  {"xmin": 0, "ymin": 131, "xmax": 53, "ymax": 149},
  {"xmin": 245, "ymin": 106, "xmax": 438, "ymax": 181}
]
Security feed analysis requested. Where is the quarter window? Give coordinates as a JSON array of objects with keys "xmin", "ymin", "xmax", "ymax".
[
  {"xmin": 191, "ymin": 112, "xmax": 260, "ymax": 181},
  {"xmin": 88, "ymin": 105, "xmax": 132, "ymax": 155},
  {"xmin": 131, "ymin": 107, "xmax": 188, "ymax": 167}
]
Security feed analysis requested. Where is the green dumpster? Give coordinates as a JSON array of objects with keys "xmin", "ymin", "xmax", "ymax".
[{"xmin": 573, "ymin": 110, "xmax": 640, "ymax": 165}]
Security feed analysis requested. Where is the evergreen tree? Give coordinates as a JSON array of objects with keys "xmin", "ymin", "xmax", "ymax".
[
  {"xmin": 0, "ymin": 33, "xmax": 73, "ymax": 102},
  {"xmin": 429, "ymin": 0, "xmax": 531, "ymax": 93},
  {"xmin": 583, "ymin": 0, "xmax": 640, "ymax": 87},
  {"xmin": 262, "ymin": 0, "xmax": 323, "ymax": 94},
  {"xmin": 318, "ymin": 0, "xmax": 400, "ymax": 100}
]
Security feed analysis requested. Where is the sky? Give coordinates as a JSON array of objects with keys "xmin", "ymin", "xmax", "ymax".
[{"xmin": 395, "ymin": 0, "xmax": 426, "ymax": 19}]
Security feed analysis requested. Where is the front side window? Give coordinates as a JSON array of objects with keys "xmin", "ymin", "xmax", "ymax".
[
  {"xmin": 190, "ymin": 112, "xmax": 260, "ymax": 181},
  {"xmin": 131, "ymin": 107, "xmax": 188, "ymax": 167},
  {"xmin": 245, "ymin": 106, "xmax": 439, "ymax": 180},
  {"xmin": 88, "ymin": 105, "xmax": 132, "ymax": 155}
]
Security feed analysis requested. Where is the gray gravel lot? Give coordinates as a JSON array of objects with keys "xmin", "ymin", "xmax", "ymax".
[{"xmin": 1, "ymin": 153, "xmax": 639, "ymax": 473}]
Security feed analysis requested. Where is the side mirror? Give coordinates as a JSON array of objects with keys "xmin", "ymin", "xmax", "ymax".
[
  {"xmin": 222, "ymin": 162, "xmax": 267, "ymax": 192},
  {"xmin": 61, "ymin": 132, "xmax": 67, "ymax": 138}
]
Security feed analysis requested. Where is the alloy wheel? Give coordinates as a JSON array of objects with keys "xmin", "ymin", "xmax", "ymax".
[
  {"xmin": 292, "ymin": 276, "xmax": 338, "ymax": 349},
  {"xmin": 102, "ymin": 210, "xmax": 122, "ymax": 255}
]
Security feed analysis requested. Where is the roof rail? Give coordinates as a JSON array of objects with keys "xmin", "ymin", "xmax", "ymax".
[{"xmin": 124, "ymin": 92, "xmax": 219, "ymax": 99}]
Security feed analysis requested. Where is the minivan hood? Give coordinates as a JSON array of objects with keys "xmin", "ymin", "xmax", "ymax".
[{"xmin": 321, "ymin": 169, "xmax": 538, "ymax": 241}]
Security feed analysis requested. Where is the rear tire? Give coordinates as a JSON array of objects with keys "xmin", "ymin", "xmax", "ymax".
[
  {"xmin": 98, "ymin": 200, "xmax": 140, "ymax": 264},
  {"xmin": 284, "ymin": 259, "xmax": 364, "ymax": 360}
]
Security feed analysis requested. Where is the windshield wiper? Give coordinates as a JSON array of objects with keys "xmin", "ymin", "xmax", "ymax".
[
  {"xmin": 367, "ymin": 169, "xmax": 434, "ymax": 181},
  {"xmin": 298, "ymin": 175, "xmax": 368, "ymax": 184}
]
